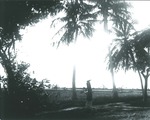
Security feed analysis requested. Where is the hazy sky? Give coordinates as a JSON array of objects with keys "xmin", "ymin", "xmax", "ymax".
[{"xmin": 15, "ymin": 1, "xmax": 150, "ymax": 89}]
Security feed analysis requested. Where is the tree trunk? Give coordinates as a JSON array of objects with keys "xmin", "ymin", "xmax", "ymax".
[
  {"xmin": 137, "ymin": 70, "xmax": 144, "ymax": 96},
  {"xmin": 0, "ymin": 51, "xmax": 15, "ymax": 95},
  {"xmin": 109, "ymin": 47, "xmax": 118, "ymax": 98},
  {"xmin": 72, "ymin": 65, "xmax": 77, "ymax": 101},
  {"xmin": 143, "ymin": 78, "xmax": 148, "ymax": 102},
  {"xmin": 141, "ymin": 68, "xmax": 149, "ymax": 103},
  {"xmin": 111, "ymin": 67, "xmax": 118, "ymax": 98},
  {"xmin": 128, "ymin": 48, "xmax": 144, "ymax": 97},
  {"xmin": 0, "ymin": 51, "xmax": 16, "ymax": 116},
  {"xmin": 103, "ymin": 0, "xmax": 108, "ymax": 32},
  {"xmin": 104, "ymin": 15, "xmax": 108, "ymax": 32},
  {"xmin": 0, "ymin": 83, "xmax": 4, "ymax": 119}
]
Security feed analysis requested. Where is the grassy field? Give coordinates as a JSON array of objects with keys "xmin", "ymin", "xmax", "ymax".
[
  {"xmin": 44, "ymin": 88, "xmax": 147, "ymax": 109},
  {"xmin": 32, "ymin": 88, "xmax": 150, "ymax": 120},
  {"xmin": 5, "ymin": 88, "xmax": 150, "ymax": 120},
  {"xmin": 45, "ymin": 88, "xmax": 144, "ymax": 102}
]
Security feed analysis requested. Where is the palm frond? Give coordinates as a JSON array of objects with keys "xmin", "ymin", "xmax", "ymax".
[
  {"xmin": 107, "ymin": 13, "xmax": 136, "ymax": 71},
  {"xmin": 51, "ymin": 0, "xmax": 97, "ymax": 46},
  {"xmin": 51, "ymin": 23, "xmax": 68, "ymax": 39},
  {"xmin": 134, "ymin": 28, "xmax": 150, "ymax": 48}
]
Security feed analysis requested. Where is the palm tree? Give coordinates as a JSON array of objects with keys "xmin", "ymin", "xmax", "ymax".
[
  {"xmin": 108, "ymin": 46, "xmax": 118, "ymax": 98},
  {"xmin": 51, "ymin": 0, "xmax": 96, "ymax": 45},
  {"xmin": 51, "ymin": 0, "xmax": 97, "ymax": 100},
  {"xmin": 92, "ymin": 0, "xmax": 131, "ymax": 97},
  {"xmin": 107, "ymin": 16, "xmax": 139, "ymax": 97},
  {"xmin": 133, "ymin": 28, "xmax": 150, "ymax": 102},
  {"xmin": 51, "ymin": 0, "xmax": 132, "ymax": 99},
  {"xmin": 91, "ymin": 0, "xmax": 131, "ymax": 32},
  {"xmin": 107, "ymin": 15, "xmax": 150, "ymax": 101}
]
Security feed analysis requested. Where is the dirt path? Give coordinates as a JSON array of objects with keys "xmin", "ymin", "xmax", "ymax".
[
  {"xmin": 35, "ymin": 102, "xmax": 150, "ymax": 120},
  {"xmin": 96, "ymin": 109, "xmax": 150, "ymax": 120},
  {"xmin": 92, "ymin": 102, "xmax": 150, "ymax": 120}
]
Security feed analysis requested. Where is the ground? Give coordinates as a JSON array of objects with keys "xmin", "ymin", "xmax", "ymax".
[
  {"xmin": 4, "ymin": 89, "xmax": 150, "ymax": 120},
  {"xmin": 35, "ymin": 102, "xmax": 150, "ymax": 120}
]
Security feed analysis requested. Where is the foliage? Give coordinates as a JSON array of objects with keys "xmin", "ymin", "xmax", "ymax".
[
  {"xmin": 89, "ymin": 0, "xmax": 132, "ymax": 31},
  {"xmin": 0, "ymin": 1, "xmax": 64, "ymax": 98},
  {"xmin": 0, "ymin": 0, "xmax": 62, "ymax": 40},
  {"xmin": 51, "ymin": 0, "xmax": 97, "ymax": 46},
  {"xmin": 107, "ymin": 17, "xmax": 136, "ymax": 72},
  {"xmin": 1, "ymin": 62, "xmax": 50, "ymax": 117},
  {"xmin": 51, "ymin": 0, "xmax": 132, "ymax": 45},
  {"xmin": 132, "ymin": 28, "xmax": 150, "ymax": 102},
  {"xmin": 105, "ymin": 15, "xmax": 135, "ymax": 98},
  {"xmin": 133, "ymin": 28, "xmax": 150, "ymax": 70},
  {"xmin": 108, "ymin": 20, "xmax": 150, "ymax": 102},
  {"xmin": 50, "ymin": 0, "xmax": 132, "ymax": 101}
]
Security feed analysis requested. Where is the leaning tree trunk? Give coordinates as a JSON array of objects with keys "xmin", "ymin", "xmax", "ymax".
[
  {"xmin": 137, "ymin": 70, "xmax": 144, "ymax": 96},
  {"xmin": 72, "ymin": 65, "xmax": 77, "ymax": 101},
  {"xmin": 128, "ymin": 48, "xmax": 144, "ymax": 97},
  {"xmin": 109, "ymin": 47, "xmax": 118, "ymax": 98},
  {"xmin": 143, "ymin": 77, "xmax": 148, "ymax": 102}
]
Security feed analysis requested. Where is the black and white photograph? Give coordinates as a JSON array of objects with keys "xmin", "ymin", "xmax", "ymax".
[{"xmin": 1, "ymin": 0, "xmax": 150, "ymax": 119}]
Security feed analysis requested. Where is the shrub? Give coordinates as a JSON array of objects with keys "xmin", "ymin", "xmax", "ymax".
[{"xmin": 0, "ymin": 62, "xmax": 50, "ymax": 118}]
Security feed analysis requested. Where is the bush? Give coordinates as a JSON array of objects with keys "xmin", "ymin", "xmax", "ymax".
[{"xmin": 0, "ymin": 62, "xmax": 50, "ymax": 118}]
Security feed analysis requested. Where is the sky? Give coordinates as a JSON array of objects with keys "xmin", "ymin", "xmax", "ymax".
[{"xmin": 13, "ymin": 1, "xmax": 150, "ymax": 89}]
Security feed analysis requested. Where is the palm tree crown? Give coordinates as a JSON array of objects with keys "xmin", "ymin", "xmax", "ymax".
[
  {"xmin": 91, "ymin": 0, "xmax": 131, "ymax": 31},
  {"xmin": 51, "ymin": 0, "xmax": 97, "ymax": 45},
  {"xmin": 107, "ymin": 17, "xmax": 135, "ymax": 71}
]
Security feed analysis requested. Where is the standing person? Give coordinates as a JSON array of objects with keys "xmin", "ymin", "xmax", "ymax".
[{"xmin": 86, "ymin": 80, "xmax": 92, "ymax": 108}]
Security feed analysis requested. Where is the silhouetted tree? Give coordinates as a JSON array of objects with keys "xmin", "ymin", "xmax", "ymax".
[
  {"xmin": 108, "ymin": 17, "xmax": 150, "ymax": 102},
  {"xmin": 92, "ymin": 0, "xmax": 131, "ymax": 98},
  {"xmin": 51, "ymin": 0, "xmax": 131, "ymax": 100},
  {"xmin": 0, "ymin": 0, "xmax": 62, "ymax": 39},
  {"xmin": 51, "ymin": 0, "xmax": 96, "ymax": 101},
  {"xmin": 51, "ymin": 0, "xmax": 96, "ymax": 45},
  {"xmin": 107, "ymin": 16, "xmax": 138, "ymax": 98},
  {"xmin": 0, "ymin": 1, "xmax": 63, "ymax": 117},
  {"xmin": 133, "ymin": 28, "xmax": 150, "ymax": 102},
  {"xmin": 0, "ymin": 0, "xmax": 62, "ymax": 96},
  {"xmin": 91, "ymin": 0, "xmax": 131, "ymax": 32},
  {"xmin": 0, "ymin": 0, "xmax": 133, "ymax": 102},
  {"xmin": 1, "ymin": 61, "xmax": 49, "ymax": 118}
]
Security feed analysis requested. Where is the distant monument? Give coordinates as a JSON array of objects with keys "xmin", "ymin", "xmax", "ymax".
[{"xmin": 85, "ymin": 80, "xmax": 92, "ymax": 108}]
